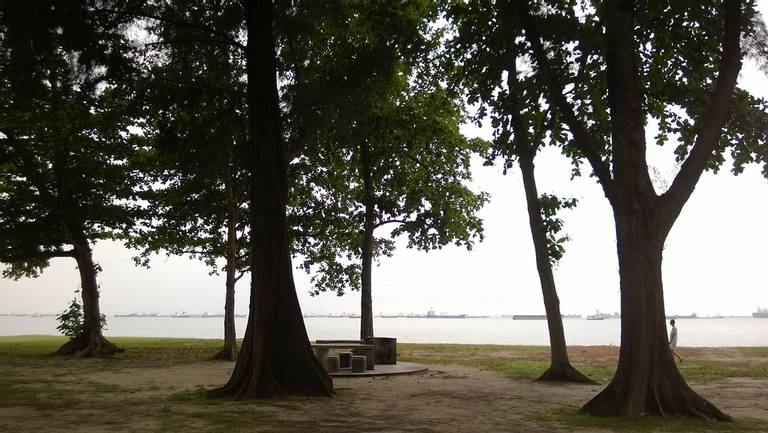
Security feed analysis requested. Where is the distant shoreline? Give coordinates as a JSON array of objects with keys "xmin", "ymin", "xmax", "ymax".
[{"xmin": 1, "ymin": 313, "xmax": 763, "ymax": 319}]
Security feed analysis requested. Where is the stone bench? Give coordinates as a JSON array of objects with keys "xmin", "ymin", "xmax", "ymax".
[{"xmin": 311, "ymin": 342, "xmax": 375, "ymax": 370}]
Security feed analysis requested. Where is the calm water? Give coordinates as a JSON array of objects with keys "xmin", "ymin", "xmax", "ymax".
[{"xmin": 1, "ymin": 316, "xmax": 766, "ymax": 346}]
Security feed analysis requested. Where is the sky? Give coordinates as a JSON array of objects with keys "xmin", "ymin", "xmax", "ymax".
[{"xmin": 2, "ymin": 6, "xmax": 768, "ymax": 318}]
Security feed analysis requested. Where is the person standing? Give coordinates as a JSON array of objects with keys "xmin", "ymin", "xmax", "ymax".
[{"xmin": 669, "ymin": 319, "xmax": 682, "ymax": 363}]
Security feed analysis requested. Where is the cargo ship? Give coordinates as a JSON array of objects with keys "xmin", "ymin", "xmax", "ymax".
[
  {"xmin": 510, "ymin": 314, "xmax": 546, "ymax": 320},
  {"xmin": 754, "ymin": 308, "xmax": 768, "ymax": 318},
  {"xmin": 587, "ymin": 310, "xmax": 612, "ymax": 320},
  {"xmin": 426, "ymin": 309, "xmax": 467, "ymax": 319}
]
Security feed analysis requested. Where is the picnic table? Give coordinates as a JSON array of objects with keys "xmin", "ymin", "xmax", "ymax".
[{"xmin": 311, "ymin": 342, "xmax": 375, "ymax": 370}]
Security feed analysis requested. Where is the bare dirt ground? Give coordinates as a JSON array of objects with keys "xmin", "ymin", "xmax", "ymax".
[{"xmin": 1, "ymin": 347, "xmax": 766, "ymax": 433}]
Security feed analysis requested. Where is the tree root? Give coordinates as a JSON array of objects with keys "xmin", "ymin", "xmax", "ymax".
[
  {"xmin": 538, "ymin": 363, "xmax": 596, "ymax": 384},
  {"xmin": 580, "ymin": 378, "xmax": 732, "ymax": 421},
  {"xmin": 213, "ymin": 345, "xmax": 238, "ymax": 361},
  {"xmin": 55, "ymin": 336, "xmax": 123, "ymax": 357}
]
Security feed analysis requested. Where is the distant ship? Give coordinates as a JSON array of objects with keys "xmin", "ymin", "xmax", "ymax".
[
  {"xmin": 114, "ymin": 312, "xmax": 159, "ymax": 317},
  {"xmin": 426, "ymin": 309, "xmax": 467, "ymax": 319},
  {"xmin": 666, "ymin": 313, "xmax": 698, "ymax": 319},
  {"xmin": 754, "ymin": 308, "xmax": 768, "ymax": 318},
  {"xmin": 507, "ymin": 314, "xmax": 581, "ymax": 320},
  {"xmin": 587, "ymin": 310, "xmax": 612, "ymax": 320}
]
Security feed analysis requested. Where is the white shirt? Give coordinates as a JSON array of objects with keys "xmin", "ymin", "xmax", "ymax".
[{"xmin": 669, "ymin": 326, "xmax": 678, "ymax": 349}]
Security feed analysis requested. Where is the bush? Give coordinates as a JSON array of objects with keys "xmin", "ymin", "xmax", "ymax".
[{"xmin": 56, "ymin": 293, "xmax": 106, "ymax": 340}]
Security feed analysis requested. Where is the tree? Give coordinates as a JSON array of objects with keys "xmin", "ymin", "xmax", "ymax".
[
  {"xmin": 0, "ymin": 0, "xmax": 138, "ymax": 356},
  {"xmin": 211, "ymin": 0, "xmax": 333, "ymax": 397},
  {"xmin": 509, "ymin": 0, "xmax": 768, "ymax": 419},
  {"xmin": 111, "ymin": 0, "xmax": 332, "ymax": 396},
  {"xmin": 285, "ymin": 0, "xmax": 488, "ymax": 340},
  {"xmin": 446, "ymin": 0, "xmax": 592, "ymax": 383},
  {"xmin": 129, "ymin": 1, "xmax": 249, "ymax": 361}
]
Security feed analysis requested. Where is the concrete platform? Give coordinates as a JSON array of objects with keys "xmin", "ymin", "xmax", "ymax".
[{"xmin": 329, "ymin": 361, "xmax": 427, "ymax": 378}]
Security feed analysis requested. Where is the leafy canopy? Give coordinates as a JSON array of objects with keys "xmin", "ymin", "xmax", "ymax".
[{"xmin": 0, "ymin": 0, "xmax": 140, "ymax": 278}]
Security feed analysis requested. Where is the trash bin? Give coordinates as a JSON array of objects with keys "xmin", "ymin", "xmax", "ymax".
[{"xmin": 365, "ymin": 337, "xmax": 397, "ymax": 364}]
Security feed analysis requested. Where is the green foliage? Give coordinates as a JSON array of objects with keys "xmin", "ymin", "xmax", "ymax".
[
  {"xmin": 283, "ymin": 0, "xmax": 488, "ymax": 296},
  {"xmin": 446, "ymin": 2, "xmax": 582, "ymax": 266},
  {"xmin": 0, "ymin": 1, "xmax": 140, "ymax": 277},
  {"xmin": 55, "ymin": 293, "xmax": 106, "ymax": 340},
  {"xmin": 127, "ymin": 1, "xmax": 249, "ymax": 276},
  {"xmin": 56, "ymin": 297, "xmax": 86, "ymax": 340},
  {"xmin": 538, "ymin": 194, "xmax": 578, "ymax": 265}
]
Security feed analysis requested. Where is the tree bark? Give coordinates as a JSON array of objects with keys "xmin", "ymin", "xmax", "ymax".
[
  {"xmin": 214, "ymin": 152, "xmax": 238, "ymax": 361},
  {"xmin": 581, "ymin": 205, "xmax": 730, "ymax": 420},
  {"xmin": 56, "ymin": 222, "xmax": 122, "ymax": 357},
  {"xmin": 518, "ymin": 151, "xmax": 593, "ymax": 384},
  {"xmin": 359, "ymin": 139, "xmax": 375, "ymax": 340},
  {"xmin": 211, "ymin": 0, "xmax": 332, "ymax": 398}
]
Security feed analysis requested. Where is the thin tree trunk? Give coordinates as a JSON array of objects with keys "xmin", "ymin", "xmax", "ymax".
[
  {"xmin": 360, "ymin": 212, "xmax": 374, "ymax": 340},
  {"xmin": 56, "ymin": 222, "xmax": 122, "ymax": 357},
  {"xmin": 359, "ymin": 140, "xmax": 375, "ymax": 340},
  {"xmin": 211, "ymin": 0, "xmax": 332, "ymax": 398},
  {"xmin": 518, "ymin": 151, "xmax": 592, "ymax": 384},
  {"xmin": 581, "ymin": 207, "xmax": 730, "ymax": 420},
  {"xmin": 214, "ymin": 152, "xmax": 238, "ymax": 361}
]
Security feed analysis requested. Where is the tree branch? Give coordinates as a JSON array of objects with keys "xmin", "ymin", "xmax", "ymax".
[
  {"xmin": 513, "ymin": 0, "xmax": 615, "ymax": 197},
  {"xmin": 234, "ymin": 269, "xmax": 248, "ymax": 283},
  {"xmin": 661, "ymin": 0, "xmax": 743, "ymax": 220},
  {"xmin": 96, "ymin": 8, "xmax": 246, "ymax": 52},
  {"xmin": 374, "ymin": 219, "xmax": 409, "ymax": 229},
  {"xmin": 1, "ymin": 249, "xmax": 75, "ymax": 263},
  {"xmin": 7, "ymin": 138, "xmax": 56, "ymax": 202}
]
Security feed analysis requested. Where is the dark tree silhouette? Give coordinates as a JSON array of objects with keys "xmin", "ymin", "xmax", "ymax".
[
  {"xmin": 0, "ymin": 0, "xmax": 138, "ymax": 357},
  {"xmin": 446, "ymin": 1, "xmax": 592, "ymax": 383},
  {"xmin": 511, "ymin": 0, "xmax": 768, "ymax": 419},
  {"xmin": 211, "ymin": 0, "xmax": 332, "ymax": 397}
]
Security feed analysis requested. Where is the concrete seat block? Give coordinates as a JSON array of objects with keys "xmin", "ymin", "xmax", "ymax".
[{"xmin": 350, "ymin": 355, "xmax": 367, "ymax": 373}]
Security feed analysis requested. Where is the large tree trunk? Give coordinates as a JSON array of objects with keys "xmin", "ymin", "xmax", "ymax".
[
  {"xmin": 518, "ymin": 152, "xmax": 592, "ymax": 384},
  {"xmin": 581, "ymin": 206, "xmax": 730, "ymax": 420},
  {"xmin": 358, "ymin": 139, "xmax": 375, "ymax": 340},
  {"xmin": 211, "ymin": 1, "xmax": 332, "ymax": 398},
  {"xmin": 56, "ymin": 222, "xmax": 122, "ymax": 357},
  {"xmin": 214, "ymin": 155, "xmax": 238, "ymax": 361}
]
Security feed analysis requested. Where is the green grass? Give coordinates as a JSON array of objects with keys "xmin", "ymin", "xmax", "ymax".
[
  {"xmin": 398, "ymin": 342, "xmax": 611, "ymax": 381},
  {"xmin": 676, "ymin": 359, "xmax": 768, "ymax": 381},
  {"xmin": 2, "ymin": 337, "xmax": 765, "ymax": 382},
  {"xmin": 399, "ymin": 352, "xmax": 615, "ymax": 381},
  {"xmin": 0, "ymin": 335, "xmax": 230, "ymax": 365},
  {"xmin": 398, "ymin": 343, "xmax": 768, "ymax": 382},
  {"xmin": 0, "ymin": 375, "xmax": 82, "ymax": 409},
  {"xmin": 0, "ymin": 335, "xmax": 68, "ymax": 358}
]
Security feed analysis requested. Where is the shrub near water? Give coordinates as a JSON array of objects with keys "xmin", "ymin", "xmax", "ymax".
[{"xmin": 55, "ymin": 294, "xmax": 106, "ymax": 341}]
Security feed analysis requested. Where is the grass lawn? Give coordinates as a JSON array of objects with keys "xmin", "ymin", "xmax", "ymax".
[{"xmin": 0, "ymin": 335, "xmax": 766, "ymax": 432}]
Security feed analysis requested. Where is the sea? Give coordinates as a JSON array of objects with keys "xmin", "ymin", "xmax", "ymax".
[{"xmin": 1, "ymin": 316, "xmax": 767, "ymax": 346}]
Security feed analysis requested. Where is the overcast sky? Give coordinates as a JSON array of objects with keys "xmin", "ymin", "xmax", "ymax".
[{"xmin": 2, "ymin": 7, "xmax": 768, "ymax": 318}]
